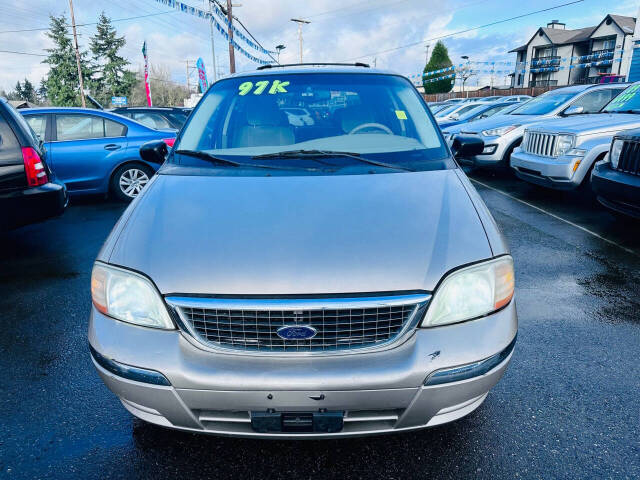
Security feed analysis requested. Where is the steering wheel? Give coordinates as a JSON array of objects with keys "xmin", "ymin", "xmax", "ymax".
[{"xmin": 348, "ymin": 123, "xmax": 393, "ymax": 135}]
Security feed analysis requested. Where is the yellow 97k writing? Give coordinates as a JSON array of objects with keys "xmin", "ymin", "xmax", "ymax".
[{"xmin": 238, "ymin": 80, "xmax": 291, "ymax": 96}]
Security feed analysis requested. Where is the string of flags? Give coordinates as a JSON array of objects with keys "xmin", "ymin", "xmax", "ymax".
[
  {"xmin": 413, "ymin": 54, "xmax": 623, "ymax": 83},
  {"xmin": 154, "ymin": 0, "xmax": 275, "ymax": 65}
]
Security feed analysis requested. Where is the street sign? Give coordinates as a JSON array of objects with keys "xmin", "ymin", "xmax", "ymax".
[{"xmin": 111, "ymin": 96, "xmax": 127, "ymax": 106}]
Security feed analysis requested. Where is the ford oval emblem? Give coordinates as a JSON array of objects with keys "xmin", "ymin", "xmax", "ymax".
[{"xmin": 276, "ymin": 325, "xmax": 317, "ymax": 340}]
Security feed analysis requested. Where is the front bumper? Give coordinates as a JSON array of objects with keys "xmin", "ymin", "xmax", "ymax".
[
  {"xmin": 511, "ymin": 150, "xmax": 583, "ymax": 190},
  {"xmin": 592, "ymin": 162, "xmax": 640, "ymax": 219},
  {"xmin": 89, "ymin": 302, "xmax": 517, "ymax": 438}
]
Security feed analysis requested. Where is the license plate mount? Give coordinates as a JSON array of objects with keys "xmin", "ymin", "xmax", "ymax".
[{"xmin": 250, "ymin": 410, "xmax": 344, "ymax": 433}]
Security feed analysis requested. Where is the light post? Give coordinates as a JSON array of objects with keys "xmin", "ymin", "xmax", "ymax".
[
  {"xmin": 291, "ymin": 18, "xmax": 310, "ymax": 63},
  {"xmin": 275, "ymin": 44, "xmax": 286, "ymax": 64},
  {"xmin": 461, "ymin": 55, "xmax": 471, "ymax": 97}
]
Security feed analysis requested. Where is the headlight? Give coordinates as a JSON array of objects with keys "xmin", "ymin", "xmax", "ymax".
[
  {"xmin": 422, "ymin": 256, "xmax": 514, "ymax": 327},
  {"xmin": 610, "ymin": 139, "xmax": 624, "ymax": 168},
  {"xmin": 555, "ymin": 134, "xmax": 575, "ymax": 156},
  {"xmin": 481, "ymin": 125, "xmax": 519, "ymax": 137},
  {"xmin": 91, "ymin": 263, "xmax": 174, "ymax": 329}
]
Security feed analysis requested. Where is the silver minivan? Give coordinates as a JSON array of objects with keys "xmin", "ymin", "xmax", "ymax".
[{"xmin": 89, "ymin": 66, "xmax": 517, "ymax": 438}]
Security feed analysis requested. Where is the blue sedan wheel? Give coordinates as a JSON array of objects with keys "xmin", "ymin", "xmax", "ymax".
[{"xmin": 111, "ymin": 164, "xmax": 153, "ymax": 202}]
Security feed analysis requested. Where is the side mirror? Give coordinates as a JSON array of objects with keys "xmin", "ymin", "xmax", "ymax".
[
  {"xmin": 140, "ymin": 140, "xmax": 169, "ymax": 164},
  {"xmin": 451, "ymin": 135, "xmax": 484, "ymax": 159},
  {"xmin": 563, "ymin": 105, "xmax": 584, "ymax": 116}
]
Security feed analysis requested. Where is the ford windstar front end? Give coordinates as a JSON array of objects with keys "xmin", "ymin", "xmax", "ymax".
[{"xmin": 89, "ymin": 65, "xmax": 517, "ymax": 438}]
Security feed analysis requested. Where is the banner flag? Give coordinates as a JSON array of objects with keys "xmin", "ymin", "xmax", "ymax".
[
  {"xmin": 196, "ymin": 57, "xmax": 209, "ymax": 92},
  {"xmin": 154, "ymin": 0, "xmax": 274, "ymax": 64},
  {"xmin": 142, "ymin": 41, "xmax": 152, "ymax": 107}
]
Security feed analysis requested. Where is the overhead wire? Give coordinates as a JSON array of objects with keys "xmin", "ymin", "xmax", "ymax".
[{"xmin": 340, "ymin": 0, "xmax": 585, "ymax": 61}]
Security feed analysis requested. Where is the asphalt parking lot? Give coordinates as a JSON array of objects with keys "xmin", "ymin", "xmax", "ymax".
[{"xmin": 1, "ymin": 169, "xmax": 639, "ymax": 480}]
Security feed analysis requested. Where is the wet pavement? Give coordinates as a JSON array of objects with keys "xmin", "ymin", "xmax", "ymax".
[{"xmin": 1, "ymin": 170, "xmax": 639, "ymax": 479}]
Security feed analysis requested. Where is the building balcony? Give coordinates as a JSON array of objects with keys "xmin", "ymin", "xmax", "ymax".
[
  {"xmin": 588, "ymin": 49, "xmax": 615, "ymax": 60},
  {"xmin": 531, "ymin": 56, "xmax": 561, "ymax": 67}
]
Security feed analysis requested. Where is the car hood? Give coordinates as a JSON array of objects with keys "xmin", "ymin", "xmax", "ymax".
[
  {"xmin": 452, "ymin": 114, "xmax": 539, "ymax": 134},
  {"xmin": 525, "ymin": 113, "xmax": 640, "ymax": 135},
  {"xmin": 104, "ymin": 169, "xmax": 493, "ymax": 295}
]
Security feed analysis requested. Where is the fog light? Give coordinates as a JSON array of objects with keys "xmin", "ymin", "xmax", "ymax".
[{"xmin": 481, "ymin": 145, "xmax": 497, "ymax": 155}]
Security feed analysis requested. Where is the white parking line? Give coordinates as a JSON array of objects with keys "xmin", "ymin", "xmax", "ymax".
[{"xmin": 471, "ymin": 178, "xmax": 639, "ymax": 257}]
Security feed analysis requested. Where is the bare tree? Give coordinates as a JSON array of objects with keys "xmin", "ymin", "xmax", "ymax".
[{"xmin": 130, "ymin": 64, "xmax": 188, "ymax": 107}]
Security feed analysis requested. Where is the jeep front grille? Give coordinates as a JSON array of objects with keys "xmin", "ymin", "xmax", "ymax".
[
  {"xmin": 166, "ymin": 295, "xmax": 430, "ymax": 354},
  {"xmin": 616, "ymin": 141, "xmax": 640, "ymax": 176},
  {"xmin": 523, "ymin": 132, "xmax": 558, "ymax": 158}
]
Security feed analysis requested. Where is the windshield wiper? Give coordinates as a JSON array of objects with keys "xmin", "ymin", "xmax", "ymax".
[
  {"xmin": 174, "ymin": 149, "xmax": 321, "ymax": 171},
  {"xmin": 253, "ymin": 149, "xmax": 414, "ymax": 172},
  {"xmin": 175, "ymin": 149, "xmax": 241, "ymax": 167}
]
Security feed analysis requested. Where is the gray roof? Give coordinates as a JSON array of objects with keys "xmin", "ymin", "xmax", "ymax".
[
  {"xmin": 541, "ymin": 25, "xmax": 596, "ymax": 45},
  {"xmin": 608, "ymin": 15, "xmax": 636, "ymax": 35},
  {"xmin": 508, "ymin": 44, "xmax": 528, "ymax": 53}
]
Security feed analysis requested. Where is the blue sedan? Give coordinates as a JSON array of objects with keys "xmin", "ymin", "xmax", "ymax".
[{"xmin": 21, "ymin": 108, "xmax": 176, "ymax": 201}]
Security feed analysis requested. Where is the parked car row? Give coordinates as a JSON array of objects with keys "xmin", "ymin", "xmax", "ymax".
[
  {"xmin": 443, "ymin": 82, "xmax": 640, "ymax": 219},
  {"xmin": 0, "ymin": 101, "xmax": 189, "ymax": 231}
]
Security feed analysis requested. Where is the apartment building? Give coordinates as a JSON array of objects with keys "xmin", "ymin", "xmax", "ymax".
[{"xmin": 510, "ymin": 14, "xmax": 636, "ymax": 87}]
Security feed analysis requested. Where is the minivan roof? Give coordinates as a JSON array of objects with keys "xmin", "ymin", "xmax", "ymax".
[{"xmin": 228, "ymin": 65, "xmax": 397, "ymax": 79}]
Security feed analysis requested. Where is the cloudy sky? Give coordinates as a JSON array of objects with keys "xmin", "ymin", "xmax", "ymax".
[{"xmin": 0, "ymin": 0, "xmax": 637, "ymax": 93}]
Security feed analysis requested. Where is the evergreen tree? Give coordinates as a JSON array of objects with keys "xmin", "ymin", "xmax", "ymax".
[
  {"xmin": 18, "ymin": 79, "xmax": 37, "ymax": 103},
  {"xmin": 42, "ymin": 15, "xmax": 91, "ymax": 106},
  {"xmin": 14, "ymin": 81, "xmax": 24, "ymax": 100},
  {"xmin": 37, "ymin": 79, "xmax": 48, "ymax": 104},
  {"xmin": 89, "ymin": 12, "xmax": 136, "ymax": 105},
  {"xmin": 423, "ymin": 41, "xmax": 454, "ymax": 94}
]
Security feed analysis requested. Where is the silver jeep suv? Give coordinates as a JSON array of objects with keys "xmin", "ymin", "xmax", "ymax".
[
  {"xmin": 89, "ymin": 66, "xmax": 517, "ymax": 438},
  {"xmin": 511, "ymin": 82, "xmax": 640, "ymax": 190},
  {"xmin": 442, "ymin": 83, "xmax": 626, "ymax": 168}
]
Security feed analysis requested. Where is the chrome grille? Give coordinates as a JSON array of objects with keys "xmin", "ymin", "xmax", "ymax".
[
  {"xmin": 167, "ymin": 295, "xmax": 429, "ymax": 354},
  {"xmin": 524, "ymin": 131, "xmax": 558, "ymax": 158},
  {"xmin": 616, "ymin": 141, "xmax": 640, "ymax": 176}
]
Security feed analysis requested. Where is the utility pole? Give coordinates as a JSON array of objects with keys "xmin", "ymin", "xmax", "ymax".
[
  {"xmin": 291, "ymin": 18, "xmax": 310, "ymax": 63},
  {"xmin": 425, "ymin": 44, "xmax": 430, "ymax": 64},
  {"xmin": 226, "ymin": 0, "xmax": 236, "ymax": 74},
  {"xmin": 68, "ymin": 0, "xmax": 86, "ymax": 108},
  {"xmin": 186, "ymin": 60, "xmax": 190, "ymax": 92},
  {"xmin": 207, "ymin": 0, "xmax": 217, "ymax": 82}
]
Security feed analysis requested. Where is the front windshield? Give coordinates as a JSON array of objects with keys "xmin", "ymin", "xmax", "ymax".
[
  {"xmin": 510, "ymin": 90, "xmax": 578, "ymax": 115},
  {"xmin": 435, "ymin": 104, "xmax": 465, "ymax": 118},
  {"xmin": 176, "ymin": 73, "xmax": 448, "ymax": 173},
  {"xmin": 456, "ymin": 104, "xmax": 493, "ymax": 121},
  {"xmin": 602, "ymin": 83, "xmax": 640, "ymax": 113},
  {"xmin": 449, "ymin": 104, "xmax": 482, "ymax": 118}
]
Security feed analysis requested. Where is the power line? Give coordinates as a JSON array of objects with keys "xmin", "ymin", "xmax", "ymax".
[
  {"xmin": 341, "ymin": 0, "xmax": 585, "ymax": 61},
  {"xmin": 0, "ymin": 10, "xmax": 177, "ymax": 34},
  {"xmin": 232, "ymin": 15, "xmax": 277, "ymax": 63},
  {"xmin": 0, "ymin": 49, "xmax": 47, "ymax": 57}
]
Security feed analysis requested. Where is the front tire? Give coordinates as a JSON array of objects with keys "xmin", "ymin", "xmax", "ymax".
[{"xmin": 110, "ymin": 164, "xmax": 154, "ymax": 202}]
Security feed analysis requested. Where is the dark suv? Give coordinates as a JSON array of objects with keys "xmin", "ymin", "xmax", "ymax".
[
  {"xmin": 0, "ymin": 98, "xmax": 67, "ymax": 231},
  {"xmin": 591, "ymin": 129, "xmax": 640, "ymax": 219},
  {"xmin": 110, "ymin": 107, "xmax": 191, "ymax": 131}
]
